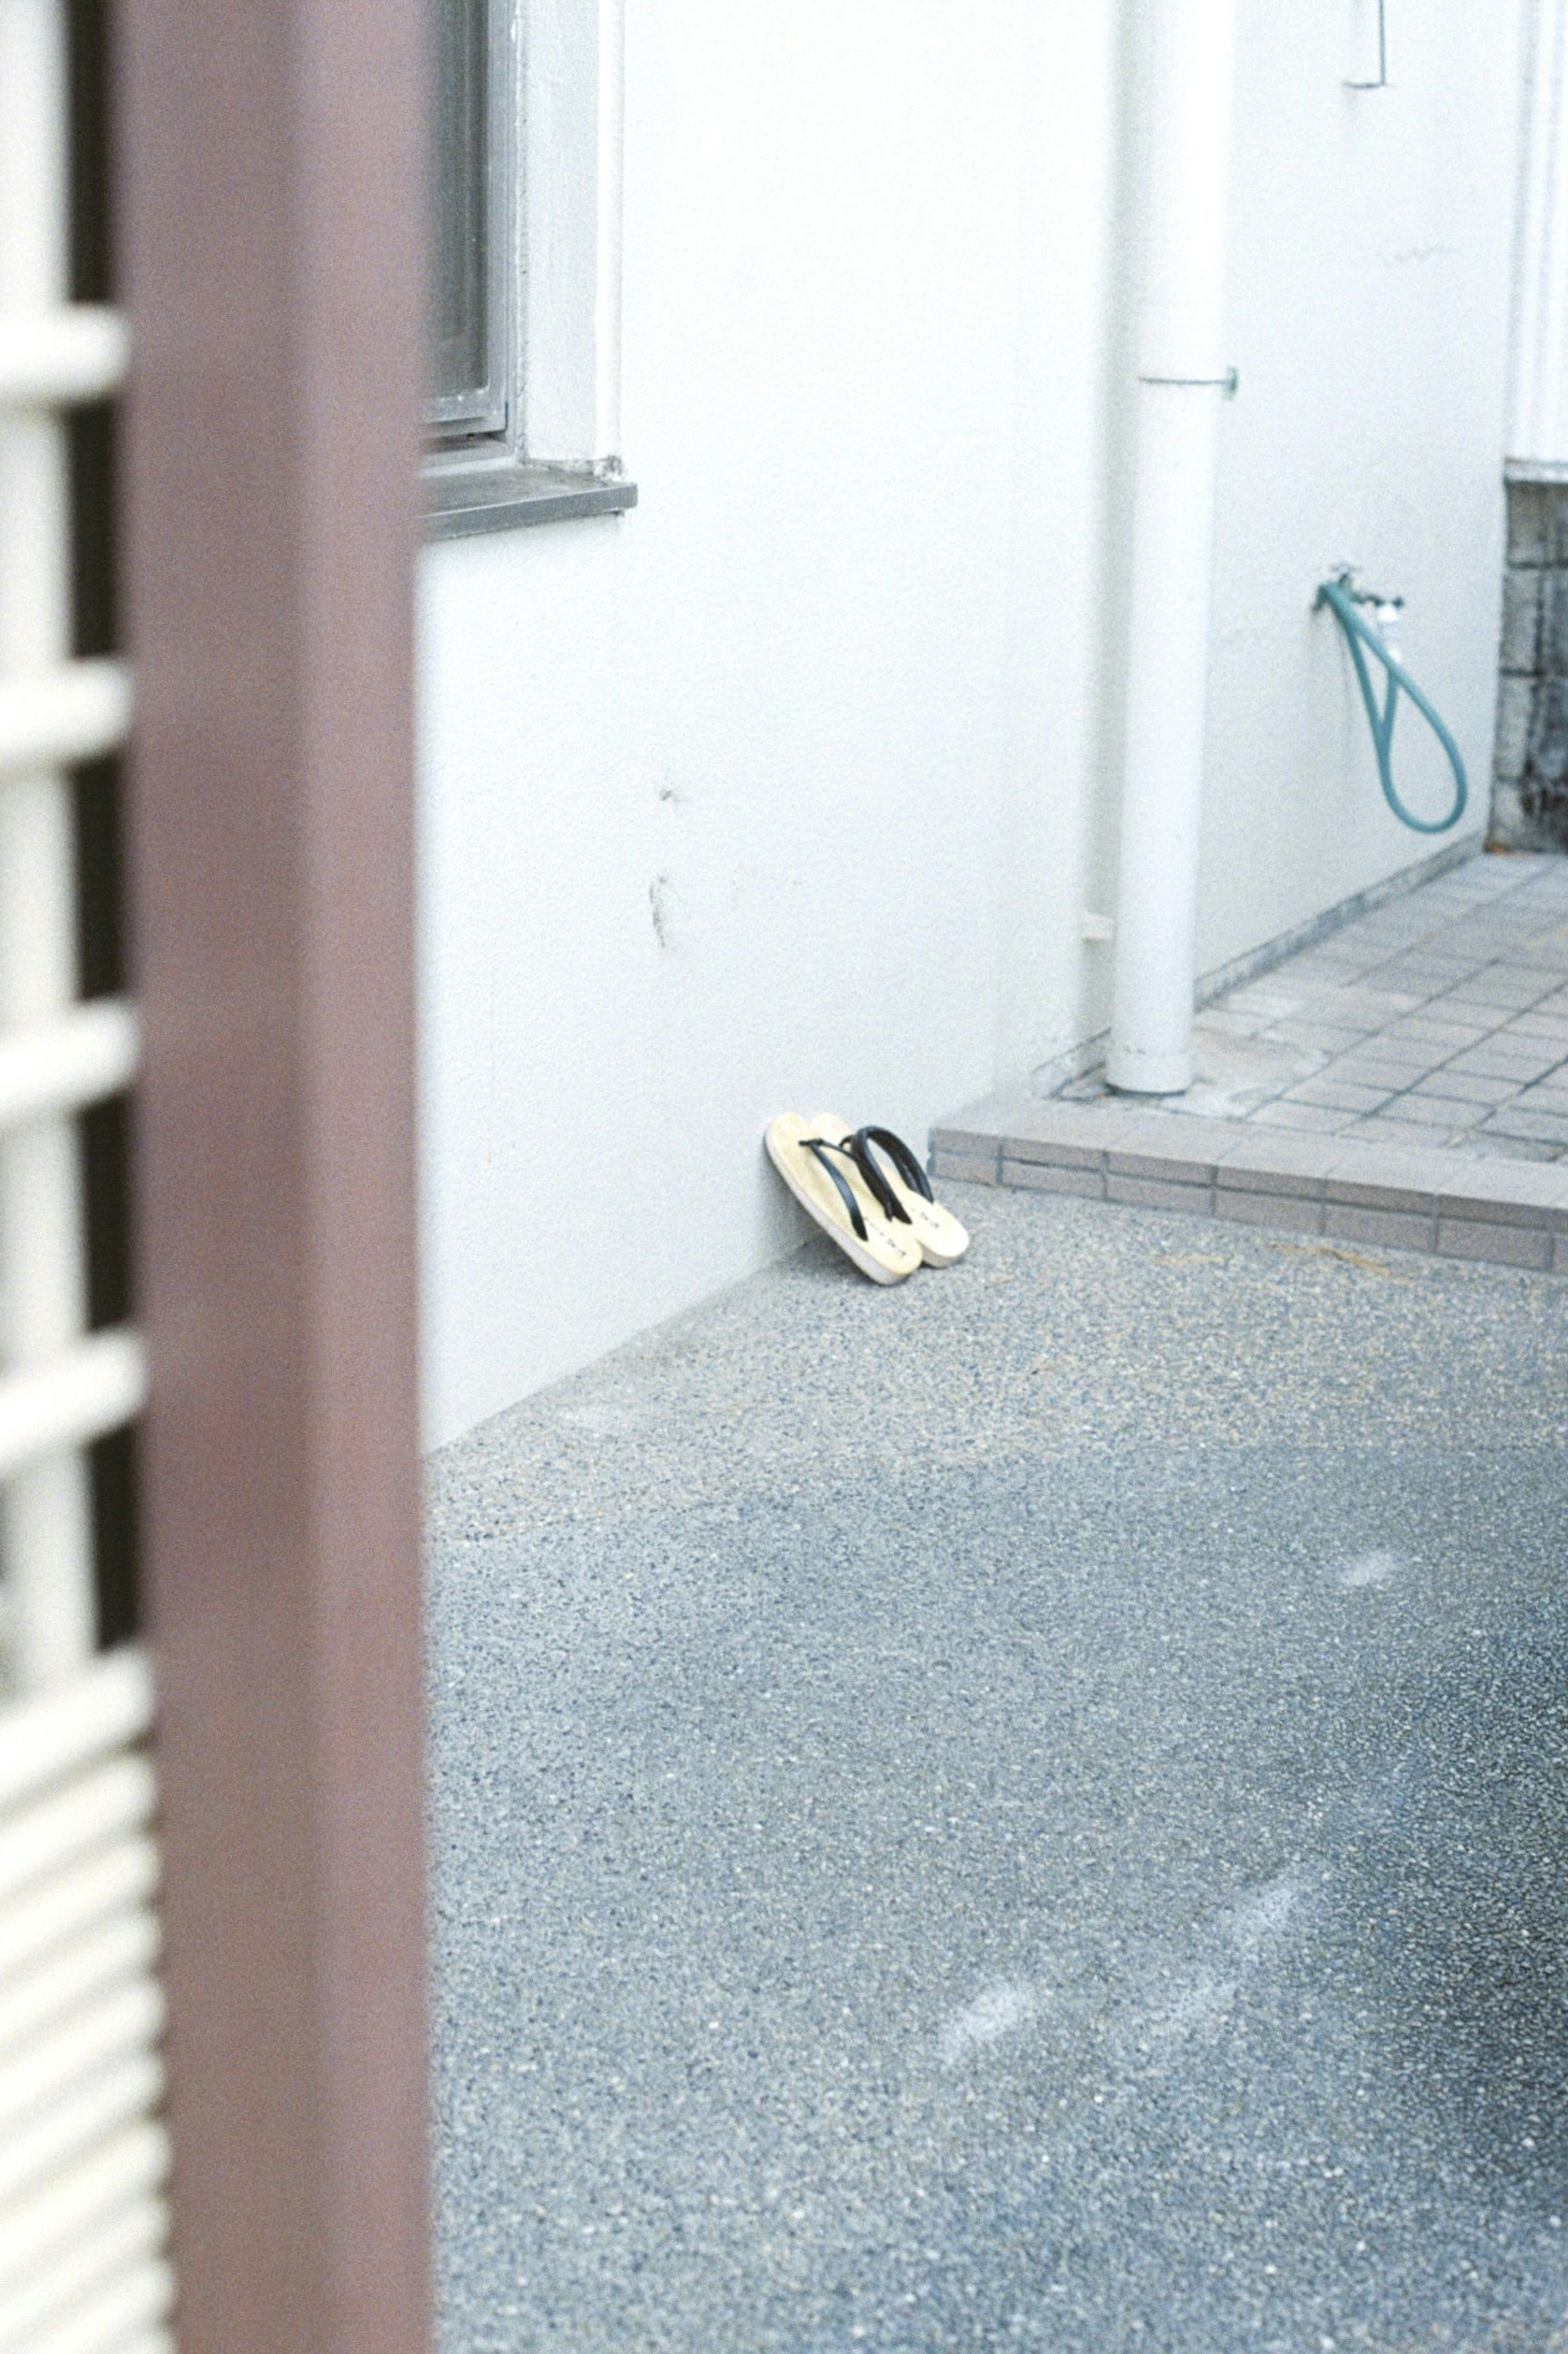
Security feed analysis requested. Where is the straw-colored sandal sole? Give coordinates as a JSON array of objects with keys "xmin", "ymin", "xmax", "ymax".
[
  {"xmin": 765, "ymin": 1114, "xmax": 922, "ymax": 1284},
  {"xmin": 808, "ymin": 1112, "xmax": 970, "ymax": 1266}
]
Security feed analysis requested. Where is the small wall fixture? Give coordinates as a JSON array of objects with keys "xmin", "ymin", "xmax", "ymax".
[
  {"xmin": 1138, "ymin": 366, "xmax": 1239, "ymax": 399},
  {"xmin": 1345, "ymin": 0, "xmax": 1389, "ymax": 89}
]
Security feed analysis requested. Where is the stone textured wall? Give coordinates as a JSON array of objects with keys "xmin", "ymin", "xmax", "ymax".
[{"xmin": 1492, "ymin": 479, "xmax": 1568, "ymax": 849}]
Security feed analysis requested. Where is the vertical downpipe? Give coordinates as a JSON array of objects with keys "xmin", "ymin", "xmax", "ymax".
[
  {"xmin": 1509, "ymin": 0, "xmax": 1568, "ymax": 464},
  {"xmin": 1107, "ymin": 0, "xmax": 1239, "ymax": 1095}
]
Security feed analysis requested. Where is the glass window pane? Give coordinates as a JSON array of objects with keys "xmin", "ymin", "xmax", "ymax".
[{"xmin": 433, "ymin": 0, "xmax": 492, "ymax": 413}]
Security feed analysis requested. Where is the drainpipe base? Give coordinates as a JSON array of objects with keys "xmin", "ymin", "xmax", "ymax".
[{"xmin": 1105, "ymin": 1045, "xmax": 1192, "ymax": 1097}]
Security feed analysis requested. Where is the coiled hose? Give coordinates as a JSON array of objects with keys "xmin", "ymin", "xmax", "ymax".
[{"xmin": 1315, "ymin": 574, "xmax": 1467, "ymax": 835}]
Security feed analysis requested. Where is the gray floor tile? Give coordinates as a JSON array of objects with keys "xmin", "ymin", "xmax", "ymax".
[
  {"xmin": 1438, "ymin": 1133, "xmax": 1562, "ymax": 1161},
  {"xmin": 1471, "ymin": 961, "xmax": 1559, "ymax": 985},
  {"xmin": 1276, "ymin": 989, "xmax": 1376, "ymax": 1018},
  {"xmin": 1366, "ymin": 1092, "xmax": 1483, "ymax": 1130},
  {"xmin": 1370, "ymin": 963, "xmax": 1483, "ymax": 992},
  {"xmin": 1347, "ymin": 1049, "xmax": 1441, "ymax": 1077},
  {"xmin": 1381, "ymin": 1016, "xmax": 1497, "ymax": 1045},
  {"xmin": 1193, "ymin": 1009, "xmax": 1272, "ymax": 1040},
  {"xmin": 1409, "ymin": 1071, "xmax": 1521, "ymax": 1107},
  {"xmin": 1246, "ymin": 1101, "xmax": 1354, "ymax": 1133},
  {"xmin": 1220, "ymin": 986, "xmax": 1304, "ymax": 1015},
  {"xmin": 1450, "ymin": 949, "xmax": 1557, "ymax": 974},
  {"xmin": 1435, "ymin": 989, "xmax": 1555, "ymax": 1021},
  {"xmin": 1281, "ymin": 1079, "xmax": 1394, "ymax": 1113},
  {"xmin": 1480, "ymin": 1108, "xmax": 1568, "ymax": 1145},
  {"xmin": 1496, "ymin": 1015, "xmax": 1568, "ymax": 1043},
  {"xmin": 1314, "ymin": 990, "xmax": 1426, "ymax": 1022},
  {"xmin": 1260, "ymin": 1021, "xmax": 1374, "ymax": 1054},
  {"xmin": 1447, "ymin": 1047, "xmax": 1562, "ymax": 1081},
  {"xmin": 1435, "ymin": 935, "xmax": 1531, "ymax": 960},
  {"xmin": 1326, "ymin": 1057, "xmax": 1451, "ymax": 1090},
  {"xmin": 1332, "ymin": 1032, "xmax": 1450, "ymax": 1061},
  {"xmin": 1286, "ymin": 954, "xmax": 1375, "ymax": 976},
  {"xmin": 1350, "ymin": 951, "xmax": 1434, "ymax": 974},
  {"xmin": 1345, "ymin": 1112, "xmax": 1465, "ymax": 1147}
]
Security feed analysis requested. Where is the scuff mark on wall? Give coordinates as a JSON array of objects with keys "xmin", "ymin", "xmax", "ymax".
[{"xmin": 649, "ymin": 873, "xmax": 675, "ymax": 950}]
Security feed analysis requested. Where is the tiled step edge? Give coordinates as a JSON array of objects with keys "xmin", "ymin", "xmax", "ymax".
[{"xmin": 932, "ymin": 1092, "xmax": 1568, "ymax": 1273}]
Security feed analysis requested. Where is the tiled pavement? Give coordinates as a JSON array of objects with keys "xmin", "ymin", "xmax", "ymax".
[
  {"xmin": 1065, "ymin": 851, "xmax": 1568, "ymax": 1159},
  {"xmin": 934, "ymin": 851, "xmax": 1568, "ymax": 1271}
]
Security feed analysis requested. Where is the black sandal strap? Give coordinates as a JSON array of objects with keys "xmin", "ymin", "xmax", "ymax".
[
  {"xmin": 854, "ymin": 1125, "xmax": 935, "ymax": 1204},
  {"xmin": 799, "ymin": 1137, "xmax": 869, "ymax": 1240},
  {"xmin": 827, "ymin": 1133, "xmax": 908, "ymax": 1224}
]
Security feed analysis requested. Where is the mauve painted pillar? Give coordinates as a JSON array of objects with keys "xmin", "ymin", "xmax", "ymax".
[{"xmin": 114, "ymin": 1, "xmax": 431, "ymax": 2345}]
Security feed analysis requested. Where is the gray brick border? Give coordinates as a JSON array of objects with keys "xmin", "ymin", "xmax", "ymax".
[{"xmin": 932, "ymin": 1093, "xmax": 1568, "ymax": 1276}]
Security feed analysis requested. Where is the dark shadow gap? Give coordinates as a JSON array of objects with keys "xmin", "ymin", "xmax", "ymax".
[{"xmin": 67, "ymin": 0, "xmax": 139, "ymax": 1652}]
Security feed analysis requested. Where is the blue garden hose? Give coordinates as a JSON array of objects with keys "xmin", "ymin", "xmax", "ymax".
[{"xmin": 1315, "ymin": 574, "xmax": 1468, "ymax": 834}]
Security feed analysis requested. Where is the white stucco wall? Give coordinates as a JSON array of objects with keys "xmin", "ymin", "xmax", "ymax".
[
  {"xmin": 1189, "ymin": 0, "xmax": 1522, "ymax": 981},
  {"xmin": 419, "ymin": 0, "xmax": 1524, "ymax": 1447}
]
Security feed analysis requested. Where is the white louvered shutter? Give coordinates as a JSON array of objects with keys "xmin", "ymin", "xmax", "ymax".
[{"xmin": 0, "ymin": 0, "xmax": 172, "ymax": 2347}]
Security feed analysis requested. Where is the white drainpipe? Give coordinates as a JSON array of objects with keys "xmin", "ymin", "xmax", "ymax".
[
  {"xmin": 1107, "ymin": 0, "xmax": 1240, "ymax": 1095},
  {"xmin": 1510, "ymin": 0, "xmax": 1568, "ymax": 465}
]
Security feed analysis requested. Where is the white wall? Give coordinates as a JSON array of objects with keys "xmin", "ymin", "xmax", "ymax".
[
  {"xmin": 419, "ymin": 0, "xmax": 1523, "ymax": 1447},
  {"xmin": 1188, "ymin": 0, "xmax": 1522, "ymax": 981}
]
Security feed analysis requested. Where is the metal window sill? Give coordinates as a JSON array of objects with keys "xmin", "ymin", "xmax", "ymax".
[
  {"xmin": 424, "ymin": 459, "xmax": 637, "ymax": 542},
  {"xmin": 1505, "ymin": 458, "xmax": 1568, "ymax": 486}
]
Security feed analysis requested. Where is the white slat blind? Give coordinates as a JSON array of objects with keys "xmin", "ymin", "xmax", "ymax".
[{"xmin": 0, "ymin": 0, "xmax": 172, "ymax": 2346}]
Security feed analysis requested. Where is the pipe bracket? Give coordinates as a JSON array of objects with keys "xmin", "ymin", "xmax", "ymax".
[{"xmin": 1138, "ymin": 368, "xmax": 1240, "ymax": 399}]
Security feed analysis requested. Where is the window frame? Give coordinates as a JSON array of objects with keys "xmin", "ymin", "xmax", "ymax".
[{"xmin": 423, "ymin": 0, "xmax": 637, "ymax": 540}]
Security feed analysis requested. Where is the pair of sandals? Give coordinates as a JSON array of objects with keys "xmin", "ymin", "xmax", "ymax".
[{"xmin": 766, "ymin": 1113, "xmax": 970, "ymax": 1285}]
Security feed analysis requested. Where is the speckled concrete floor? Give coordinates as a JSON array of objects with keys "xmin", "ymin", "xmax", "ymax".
[{"xmin": 429, "ymin": 1184, "xmax": 1568, "ymax": 2352}]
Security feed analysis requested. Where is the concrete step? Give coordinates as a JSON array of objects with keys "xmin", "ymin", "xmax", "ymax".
[{"xmin": 933, "ymin": 1089, "xmax": 1568, "ymax": 1272}]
